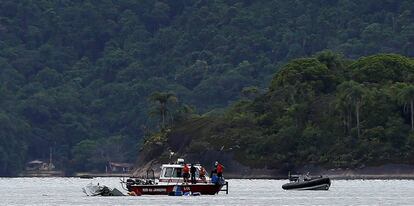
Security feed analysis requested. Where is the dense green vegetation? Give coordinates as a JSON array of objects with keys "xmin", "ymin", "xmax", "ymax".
[
  {"xmin": 161, "ymin": 53, "xmax": 414, "ymax": 170},
  {"xmin": 0, "ymin": 0, "xmax": 413, "ymax": 175}
]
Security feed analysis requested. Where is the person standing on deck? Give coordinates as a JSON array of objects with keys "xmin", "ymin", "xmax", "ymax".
[
  {"xmin": 190, "ymin": 164, "xmax": 197, "ymax": 184},
  {"xmin": 216, "ymin": 162, "xmax": 224, "ymax": 180},
  {"xmin": 211, "ymin": 161, "xmax": 218, "ymax": 177},
  {"xmin": 183, "ymin": 164, "xmax": 190, "ymax": 183},
  {"xmin": 199, "ymin": 166, "xmax": 207, "ymax": 183}
]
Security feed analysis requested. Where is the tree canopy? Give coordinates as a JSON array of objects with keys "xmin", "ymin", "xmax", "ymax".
[
  {"xmin": 202, "ymin": 53, "xmax": 414, "ymax": 169},
  {"xmin": 0, "ymin": 0, "xmax": 413, "ymax": 175}
]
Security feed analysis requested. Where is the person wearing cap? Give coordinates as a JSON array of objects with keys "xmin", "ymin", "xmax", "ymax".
[
  {"xmin": 211, "ymin": 161, "xmax": 218, "ymax": 178},
  {"xmin": 210, "ymin": 161, "xmax": 218, "ymax": 184}
]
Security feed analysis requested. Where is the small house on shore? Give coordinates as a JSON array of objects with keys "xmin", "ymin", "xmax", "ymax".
[
  {"xmin": 25, "ymin": 160, "xmax": 56, "ymax": 171},
  {"xmin": 106, "ymin": 162, "xmax": 133, "ymax": 173}
]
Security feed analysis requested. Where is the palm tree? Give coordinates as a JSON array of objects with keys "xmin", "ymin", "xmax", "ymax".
[
  {"xmin": 149, "ymin": 92, "xmax": 177, "ymax": 129},
  {"xmin": 396, "ymin": 83, "xmax": 414, "ymax": 130},
  {"xmin": 334, "ymin": 92, "xmax": 353, "ymax": 134},
  {"xmin": 337, "ymin": 81, "xmax": 366, "ymax": 137}
]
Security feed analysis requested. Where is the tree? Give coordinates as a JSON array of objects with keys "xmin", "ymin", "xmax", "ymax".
[
  {"xmin": 71, "ymin": 139, "xmax": 98, "ymax": 171},
  {"xmin": 337, "ymin": 81, "xmax": 366, "ymax": 138},
  {"xmin": 395, "ymin": 83, "xmax": 414, "ymax": 130},
  {"xmin": 241, "ymin": 86, "xmax": 260, "ymax": 100},
  {"xmin": 315, "ymin": 50, "xmax": 347, "ymax": 79},
  {"xmin": 351, "ymin": 54, "xmax": 414, "ymax": 83},
  {"xmin": 334, "ymin": 90, "xmax": 353, "ymax": 134},
  {"xmin": 149, "ymin": 92, "xmax": 178, "ymax": 129}
]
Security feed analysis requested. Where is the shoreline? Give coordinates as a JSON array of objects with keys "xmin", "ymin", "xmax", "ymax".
[
  {"xmin": 129, "ymin": 162, "xmax": 414, "ymax": 180},
  {"xmin": 221, "ymin": 174, "xmax": 414, "ymax": 180},
  {"xmin": 7, "ymin": 163, "xmax": 414, "ymax": 180},
  {"xmin": 4, "ymin": 175, "xmax": 414, "ymax": 180},
  {"xmin": 7, "ymin": 172, "xmax": 131, "ymax": 178},
  {"xmin": 7, "ymin": 173, "xmax": 414, "ymax": 180}
]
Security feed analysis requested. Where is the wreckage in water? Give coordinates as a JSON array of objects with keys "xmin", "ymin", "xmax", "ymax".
[
  {"xmin": 124, "ymin": 159, "xmax": 228, "ymax": 195},
  {"xmin": 83, "ymin": 183, "xmax": 125, "ymax": 196}
]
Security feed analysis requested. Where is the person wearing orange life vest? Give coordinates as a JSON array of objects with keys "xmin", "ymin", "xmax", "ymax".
[
  {"xmin": 216, "ymin": 162, "xmax": 224, "ymax": 179},
  {"xmin": 182, "ymin": 164, "xmax": 190, "ymax": 183},
  {"xmin": 199, "ymin": 166, "xmax": 207, "ymax": 183}
]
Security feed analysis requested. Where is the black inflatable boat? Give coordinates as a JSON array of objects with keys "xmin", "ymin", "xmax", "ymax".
[{"xmin": 282, "ymin": 173, "xmax": 331, "ymax": 190}]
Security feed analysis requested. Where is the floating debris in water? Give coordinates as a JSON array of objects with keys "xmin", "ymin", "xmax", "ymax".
[{"xmin": 82, "ymin": 183, "xmax": 125, "ymax": 196}]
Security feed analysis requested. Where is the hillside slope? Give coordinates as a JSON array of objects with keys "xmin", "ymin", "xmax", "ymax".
[{"xmin": 135, "ymin": 53, "xmax": 414, "ymax": 177}]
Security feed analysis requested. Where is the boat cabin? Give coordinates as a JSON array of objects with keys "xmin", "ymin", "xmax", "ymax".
[{"xmin": 158, "ymin": 159, "xmax": 210, "ymax": 184}]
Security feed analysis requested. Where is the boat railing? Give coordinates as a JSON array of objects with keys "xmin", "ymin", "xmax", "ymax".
[
  {"xmin": 146, "ymin": 169, "xmax": 155, "ymax": 181},
  {"xmin": 288, "ymin": 171, "xmax": 324, "ymax": 182},
  {"xmin": 220, "ymin": 181, "xmax": 229, "ymax": 194}
]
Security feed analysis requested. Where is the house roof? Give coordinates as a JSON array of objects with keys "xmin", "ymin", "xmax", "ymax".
[
  {"xmin": 28, "ymin": 160, "xmax": 44, "ymax": 164},
  {"xmin": 109, "ymin": 162, "xmax": 133, "ymax": 168}
]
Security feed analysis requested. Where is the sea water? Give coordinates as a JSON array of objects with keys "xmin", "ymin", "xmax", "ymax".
[{"xmin": 0, "ymin": 178, "xmax": 413, "ymax": 205}]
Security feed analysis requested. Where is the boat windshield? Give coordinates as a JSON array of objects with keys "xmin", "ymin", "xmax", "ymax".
[
  {"xmin": 163, "ymin": 167, "xmax": 183, "ymax": 178},
  {"xmin": 163, "ymin": 168, "xmax": 174, "ymax": 177}
]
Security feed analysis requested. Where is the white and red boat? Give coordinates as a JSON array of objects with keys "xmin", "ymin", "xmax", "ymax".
[{"xmin": 124, "ymin": 159, "xmax": 228, "ymax": 195}]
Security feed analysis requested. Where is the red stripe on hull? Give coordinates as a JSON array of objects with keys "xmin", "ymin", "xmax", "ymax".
[{"xmin": 130, "ymin": 184, "xmax": 223, "ymax": 195}]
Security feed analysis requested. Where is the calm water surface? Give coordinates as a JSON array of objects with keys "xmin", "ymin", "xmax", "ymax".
[{"xmin": 0, "ymin": 178, "xmax": 413, "ymax": 205}]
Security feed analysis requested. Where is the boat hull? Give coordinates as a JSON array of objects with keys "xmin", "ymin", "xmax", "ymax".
[
  {"xmin": 129, "ymin": 183, "xmax": 224, "ymax": 195},
  {"xmin": 282, "ymin": 177, "xmax": 331, "ymax": 190}
]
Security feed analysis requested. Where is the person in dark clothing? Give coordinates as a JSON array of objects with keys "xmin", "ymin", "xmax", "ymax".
[
  {"xmin": 190, "ymin": 164, "xmax": 197, "ymax": 184},
  {"xmin": 211, "ymin": 161, "xmax": 218, "ymax": 178}
]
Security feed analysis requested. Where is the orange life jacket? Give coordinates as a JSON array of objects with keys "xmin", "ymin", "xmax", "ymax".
[
  {"xmin": 183, "ymin": 164, "xmax": 189, "ymax": 173},
  {"xmin": 217, "ymin": 164, "xmax": 223, "ymax": 173},
  {"xmin": 199, "ymin": 168, "xmax": 206, "ymax": 176}
]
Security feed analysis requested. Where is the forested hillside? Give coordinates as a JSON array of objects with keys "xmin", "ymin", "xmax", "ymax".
[
  {"xmin": 141, "ymin": 53, "xmax": 414, "ymax": 172},
  {"xmin": 0, "ymin": 0, "xmax": 413, "ymax": 175}
]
